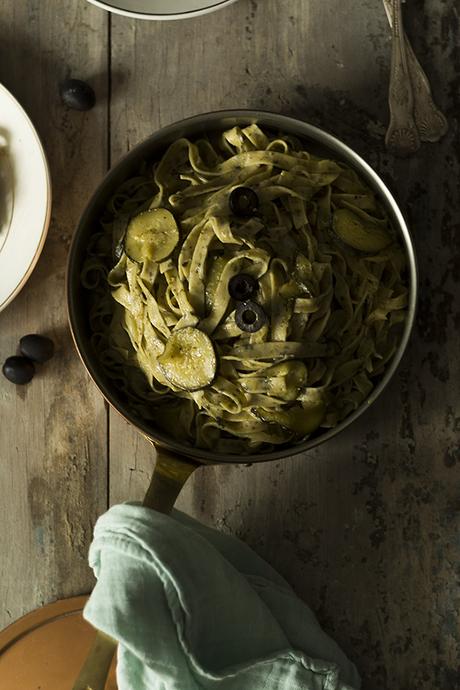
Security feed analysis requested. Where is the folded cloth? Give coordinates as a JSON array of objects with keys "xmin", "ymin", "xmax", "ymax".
[{"xmin": 84, "ymin": 504, "xmax": 361, "ymax": 690}]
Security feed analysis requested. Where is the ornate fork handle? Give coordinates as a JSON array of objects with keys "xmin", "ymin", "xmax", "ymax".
[
  {"xmin": 383, "ymin": 0, "xmax": 448, "ymax": 143},
  {"xmin": 385, "ymin": 0, "xmax": 420, "ymax": 156}
]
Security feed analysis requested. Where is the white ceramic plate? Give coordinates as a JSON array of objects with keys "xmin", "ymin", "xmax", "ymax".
[
  {"xmin": 86, "ymin": 0, "xmax": 238, "ymax": 20},
  {"xmin": 0, "ymin": 83, "xmax": 51, "ymax": 312}
]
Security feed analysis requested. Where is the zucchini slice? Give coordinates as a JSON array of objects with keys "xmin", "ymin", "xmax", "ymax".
[
  {"xmin": 113, "ymin": 215, "xmax": 129, "ymax": 261},
  {"xmin": 125, "ymin": 208, "xmax": 179, "ymax": 263},
  {"xmin": 158, "ymin": 327, "xmax": 216, "ymax": 391},
  {"xmin": 333, "ymin": 208, "xmax": 392, "ymax": 252}
]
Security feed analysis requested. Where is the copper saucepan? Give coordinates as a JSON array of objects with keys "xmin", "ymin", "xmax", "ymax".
[{"xmin": 66, "ymin": 110, "xmax": 417, "ymax": 689}]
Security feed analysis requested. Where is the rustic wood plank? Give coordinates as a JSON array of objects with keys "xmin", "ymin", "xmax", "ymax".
[
  {"xmin": 108, "ymin": 2, "xmax": 460, "ymax": 689},
  {"xmin": 0, "ymin": 1, "xmax": 108, "ymax": 629}
]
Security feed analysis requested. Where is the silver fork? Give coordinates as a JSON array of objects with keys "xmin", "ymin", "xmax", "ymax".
[
  {"xmin": 383, "ymin": 0, "xmax": 448, "ymax": 146},
  {"xmin": 385, "ymin": 0, "xmax": 420, "ymax": 156}
]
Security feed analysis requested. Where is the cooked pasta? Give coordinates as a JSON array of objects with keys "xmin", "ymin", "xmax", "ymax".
[{"xmin": 81, "ymin": 124, "xmax": 407, "ymax": 453}]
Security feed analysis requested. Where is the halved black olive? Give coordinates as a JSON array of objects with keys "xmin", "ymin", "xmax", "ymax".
[
  {"xmin": 2, "ymin": 356, "xmax": 35, "ymax": 385},
  {"xmin": 228, "ymin": 273, "xmax": 258, "ymax": 301},
  {"xmin": 235, "ymin": 301, "xmax": 267, "ymax": 333},
  {"xmin": 229, "ymin": 187, "xmax": 259, "ymax": 217},
  {"xmin": 59, "ymin": 79, "xmax": 96, "ymax": 111},
  {"xmin": 19, "ymin": 334, "xmax": 55, "ymax": 363}
]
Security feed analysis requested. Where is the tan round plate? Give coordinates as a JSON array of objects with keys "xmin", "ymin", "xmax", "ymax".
[{"xmin": 0, "ymin": 596, "xmax": 117, "ymax": 689}]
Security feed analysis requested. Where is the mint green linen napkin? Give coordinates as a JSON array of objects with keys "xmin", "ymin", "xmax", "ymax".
[{"xmin": 83, "ymin": 504, "xmax": 360, "ymax": 690}]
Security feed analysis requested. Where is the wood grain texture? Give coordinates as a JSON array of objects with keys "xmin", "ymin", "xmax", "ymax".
[
  {"xmin": 0, "ymin": 1, "xmax": 458, "ymax": 689},
  {"xmin": 109, "ymin": 2, "xmax": 460, "ymax": 689},
  {"xmin": 0, "ymin": 1, "xmax": 108, "ymax": 628}
]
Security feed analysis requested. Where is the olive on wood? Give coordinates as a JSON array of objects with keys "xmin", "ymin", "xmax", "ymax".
[
  {"xmin": 59, "ymin": 78, "xmax": 96, "ymax": 111},
  {"xmin": 2, "ymin": 356, "xmax": 35, "ymax": 384},
  {"xmin": 19, "ymin": 334, "xmax": 55, "ymax": 363}
]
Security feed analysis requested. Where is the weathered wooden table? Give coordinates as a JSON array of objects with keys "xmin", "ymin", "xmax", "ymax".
[{"xmin": 0, "ymin": 2, "xmax": 458, "ymax": 688}]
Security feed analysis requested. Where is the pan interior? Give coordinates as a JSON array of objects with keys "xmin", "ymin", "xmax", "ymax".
[{"xmin": 67, "ymin": 110, "xmax": 416, "ymax": 464}]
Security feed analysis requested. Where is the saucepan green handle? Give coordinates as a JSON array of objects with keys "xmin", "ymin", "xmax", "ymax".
[
  {"xmin": 142, "ymin": 446, "xmax": 199, "ymax": 512},
  {"xmin": 72, "ymin": 447, "xmax": 198, "ymax": 690}
]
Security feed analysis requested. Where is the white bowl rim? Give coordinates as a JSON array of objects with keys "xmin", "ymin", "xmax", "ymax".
[
  {"xmin": 86, "ymin": 0, "xmax": 238, "ymax": 20},
  {"xmin": 0, "ymin": 83, "xmax": 52, "ymax": 313}
]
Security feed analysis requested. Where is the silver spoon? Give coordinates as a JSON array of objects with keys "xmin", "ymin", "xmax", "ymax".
[
  {"xmin": 385, "ymin": 0, "xmax": 420, "ymax": 156},
  {"xmin": 383, "ymin": 0, "xmax": 448, "ymax": 143}
]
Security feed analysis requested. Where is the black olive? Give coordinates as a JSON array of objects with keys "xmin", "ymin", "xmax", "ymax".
[
  {"xmin": 2, "ymin": 356, "xmax": 35, "ymax": 385},
  {"xmin": 229, "ymin": 187, "xmax": 259, "ymax": 217},
  {"xmin": 228, "ymin": 273, "xmax": 258, "ymax": 301},
  {"xmin": 59, "ymin": 78, "xmax": 96, "ymax": 111},
  {"xmin": 20, "ymin": 334, "xmax": 55, "ymax": 363},
  {"xmin": 235, "ymin": 301, "xmax": 267, "ymax": 333}
]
